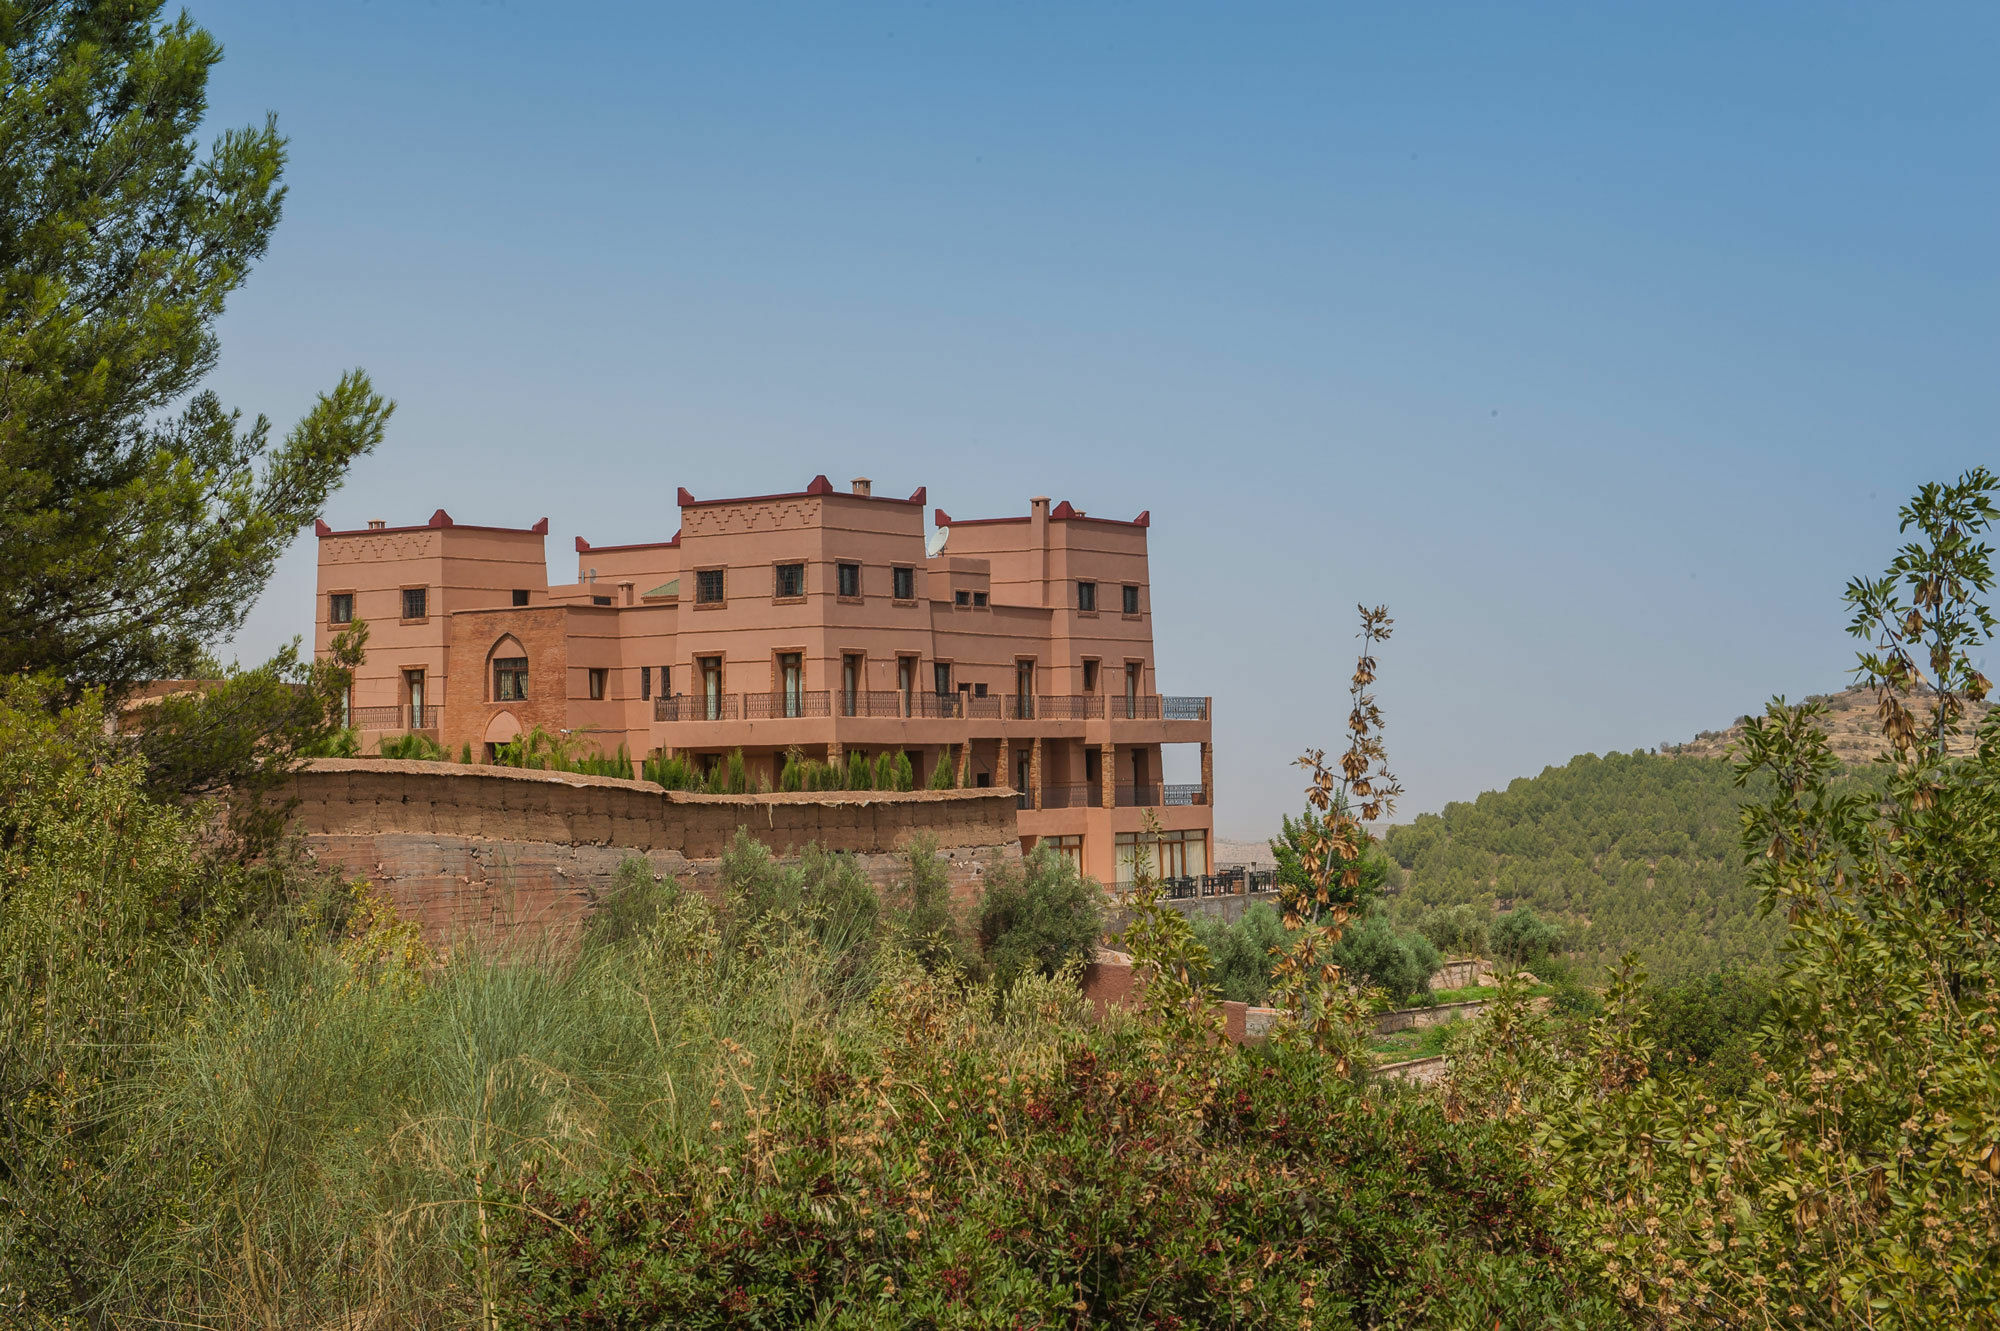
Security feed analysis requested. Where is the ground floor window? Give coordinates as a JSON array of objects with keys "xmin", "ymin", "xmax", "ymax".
[
  {"xmin": 1038, "ymin": 834, "xmax": 1084, "ymax": 874},
  {"xmin": 1115, "ymin": 829, "xmax": 1209, "ymax": 884}
]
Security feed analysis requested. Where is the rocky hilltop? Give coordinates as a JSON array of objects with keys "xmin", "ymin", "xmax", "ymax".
[{"xmin": 1667, "ymin": 684, "xmax": 1989, "ymax": 765}]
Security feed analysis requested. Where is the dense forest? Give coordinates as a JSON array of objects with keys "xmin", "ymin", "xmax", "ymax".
[{"xmin": 1383, "ymin": 751, "xmax": 1781, "ymax": 979}]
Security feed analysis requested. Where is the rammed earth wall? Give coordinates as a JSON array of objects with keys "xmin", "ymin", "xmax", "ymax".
[{"xmin": 283, "ymin": 759, "xmax": 1022, "ymax": 939}]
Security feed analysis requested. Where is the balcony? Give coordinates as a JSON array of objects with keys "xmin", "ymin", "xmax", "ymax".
[
  {"xmin": 655, "ymin": 694, "xmax": 740, "ymax": 722},
  {"xmin": 348, "ymin": 704, "xmax": 442, "ymax": 734},
  {"xmin": 742, "ymin": 690, "xmax": 831, "ymax": 719},
  {"xmin": 1039, "ymin": 782, "xmax": 1097, "ymax": 809}
]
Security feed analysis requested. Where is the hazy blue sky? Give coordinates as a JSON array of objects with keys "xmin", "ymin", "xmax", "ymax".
[{"xmin": 205, "ymin": 2, "xmax": 1999, "ymax": 837}]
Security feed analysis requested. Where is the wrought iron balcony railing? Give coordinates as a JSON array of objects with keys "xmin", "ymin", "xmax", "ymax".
[
  {"xmin": 347, "ymin": 704, "xmax": 441, "ymax": 732},
  {"xmin": 743, "ymin": 690, "xmax": 831, "ymax": 719}
]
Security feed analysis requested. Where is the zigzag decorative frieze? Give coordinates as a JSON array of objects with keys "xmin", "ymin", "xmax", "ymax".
[
  {"xmin": 321, "ymin": 533, "xmax": 439, "ymax": 564},
  {"xmin": 680, "ymin": 499, "xmax": 820, "ymax": 536}
]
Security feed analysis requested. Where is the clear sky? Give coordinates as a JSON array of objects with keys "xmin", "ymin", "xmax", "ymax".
[{"xmin": 205, "ymin": 1, "xmax": 1999, "ymax": 838}]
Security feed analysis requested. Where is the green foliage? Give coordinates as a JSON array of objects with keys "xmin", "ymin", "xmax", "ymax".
[
  {"xmin": 1448, "ymin": 471, "xmax": 2000, "ymax": 1326},
  {"xmin": 305, "ymin": 726, "xmax": 362, "ymax": 758},
  {"xmin": 977, "ymin": 844, "xmax": 1105, "ymax": 991},
  {"xmin": 886, "ymin": 832, "xmax": 978, "ymax": 976},
  {"xmin": 720, "ymin": 830, "xmax": 880, "ymax": 977},
  {"xmin": 501, "ymin": 978, "xmax": 1623, "ymax": 1328},
  {"xmin": 583, "ymin": 856, "xmax": 681, "ymax": 951},
  {"xmin": 845, "ymin": 748, "xmax": 872, "ymax": 790},
  {"xmin": 1272, "ymin": 803, "xmax": 1391, "ymax": 913},
  {"xmin": 778, "ymin": 752, "xmax": 804, "ymax": 791},
  {"xmin": 642, "ymin": 751, "xmax": 704, "ymax": 790},
  {"xmin": 873, "ymin": 750, "xmax": 897, "ymax": 790},
  {"xmin": 1328, "ymin": 909, "xmax": 1443, "ymax": 1003},
  {"xmin": 1490, "ymin": 904, "xmax": 1561, "ymax": 966},
  {"xmin": 1193, "ymin": 901, "xmax": 1291, "ymax": 1004},
  {"xmin": 457, "ymin": 741, "xmax": 473, "ymax": 763},
  {"xmin": 1386, "ymin": 749, "xmax": 1783, "ymax": 980},
  {"xmin": 377, "ymin": 730, "xmax": 447, "ymax": 761},
  {"xmin": 1415, "ymin": 901, "xmax": 1490, "ymax": 956},
  {"xmin": 892, "ymin": 749, "xmax": 915, "ymax": 791},
  {"xmin": 926, "ymin": 748, "xmax": 957, "ymax": 790},
  {"xmin": 0, "ymin": 1, "xmax": 392, "ymax": 701}
]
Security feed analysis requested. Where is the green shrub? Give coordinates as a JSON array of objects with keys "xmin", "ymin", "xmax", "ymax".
[
  {"xmin": 1414, "ymin": 902, "xmax": 1489, "ymax": 957},
  {"xmin": 1491, "ymin": 905, "xmax": 1561, "ymax": 966},
  {"xmin": 778, "ymin": 753, "xmax": 804, "ymax": 791},
  {"xmin": 377, "ymin": 731, "xmax": 446, "ymax": 761},
  {"xmin": 304, "ymin": 726, "xmax": 361, "ymax": 757},
  {"xmin": 846, "ymin": 749, "xmax": 872, "ymax": 790},
  {"xmin": 977, "ymin": 845, "xmax": 1104, "ymax": 991},
  {"xmin": 873, "ymin": 750, "xmax": 896, "ymax": 790},
  {"xmin": 926, "ymin": 749, "xmax": 956, "ymax": 790},
  {"xmin": 1328, "ymin": 910, "xmax": 1443, "ymax": 1003},
  {"xmin": 1192, "ymin": 901, "xmax": 1291, "ymax": 1004},
  {"xmin": 892, "ymin": 750, "xmax": 915, "ymax": 792},
  {"xmin": 887, "ymin": 833, "xmax": 977, "ymax": 976}
]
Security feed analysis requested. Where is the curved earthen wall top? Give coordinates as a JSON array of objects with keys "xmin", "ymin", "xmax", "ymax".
[{"xmin": 285, "ymin": 759, "xmax": 1022, "ymax": 938}]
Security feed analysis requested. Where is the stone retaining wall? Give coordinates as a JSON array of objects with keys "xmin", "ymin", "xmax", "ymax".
[{"xmin": 284, "ymin": 759, "xmax": 1022, "ymax": 939}]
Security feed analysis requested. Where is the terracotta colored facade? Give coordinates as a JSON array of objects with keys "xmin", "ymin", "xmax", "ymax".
[{"xmin": 312, "ymin": 476, "xmax": 1213, "ymax": 886}]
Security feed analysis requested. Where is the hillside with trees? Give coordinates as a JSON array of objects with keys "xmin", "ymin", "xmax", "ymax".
[{"xmin": 1384, "ymin": 751, "xmax": 1781, "ymax": 979}]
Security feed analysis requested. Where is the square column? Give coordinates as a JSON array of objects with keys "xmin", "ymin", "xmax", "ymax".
[
  {"xmin": 1100, "ymin": 743, "xmax": 1116, "ymax": 809},
  {"xmin": 1030, "ymin": 737, "xmax": 1043, "ymax": 810},
  {"xmin": 1201, "ymin": 741, "xmax": 1214, "ymax": 806}
]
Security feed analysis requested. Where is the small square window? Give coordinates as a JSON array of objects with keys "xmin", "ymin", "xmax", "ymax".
[
  {"xmin": 972, "ymin": 591, "xmax": 987, "ymax": 608},
  {"xmin": 511, "ymin": 589, "xmax": 530, "ymax": 607},
  {"xmin": 695, "ymin": 569, "xmax": 725, "ymax": 604},
  {"xmin": 588, "ymin": 668, "xmax": 608, "ymax": 700},
  {"xmin": 401, "ymin": 587, "xmax": 427, "ymax": 620},
  {"xmin": 775, "ymin": 563, "xmax": 805, "ymax": 598},
  {"xmin": 328, "ymin": 593, "xmax": 354, "ymax": 624},
  {"xmin": 494, "ymin": 657, "xmax": 528, "ymax": 702},
  {"xmin": 1122, "ymin": 584, "xmax": 1140, "ymax": 615},
  {"xmin": 974, "ymin": 682, "xmax": 988, "ymax": 696},
  {"xmin": 837, "ymin": 562, "xmax": 860, "ymax": 597},
  {"xmin": 892, "ymin": 566, "xmax": 914, "ymax": 599},
  {"xmin": 1076, "ymin": 581, "xmax": 1097, "ymax": 612},
  {"xmin": 954, "ymin": 590, "xmax": 970, "ymax": 607}
]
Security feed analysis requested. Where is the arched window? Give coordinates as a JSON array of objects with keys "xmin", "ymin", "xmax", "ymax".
[{"xmin": 488, "ymin": 635, "xmax": 529, "ymax": 701}]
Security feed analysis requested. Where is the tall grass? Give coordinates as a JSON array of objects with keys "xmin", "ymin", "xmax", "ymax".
[{"xmin": 126, "ymin": 856, "xmax": 890, "ymax": 1328}]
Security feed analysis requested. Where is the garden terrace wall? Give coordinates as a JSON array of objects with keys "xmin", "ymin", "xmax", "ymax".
[{"xmin": 282, "ymin": 759, "xmax": 1021, "ymax": 939}]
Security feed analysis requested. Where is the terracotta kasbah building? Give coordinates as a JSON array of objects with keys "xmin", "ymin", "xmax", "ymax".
[{"xmin": 313, "ymin": 475, "xmax": 1213, "ymax": 887}]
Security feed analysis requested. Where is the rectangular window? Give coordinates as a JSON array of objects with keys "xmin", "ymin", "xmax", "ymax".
[
  {"xmin": 405, "ymin": 669, "xmax": 427, "ymax": 728},
  {"xmin": 401, "ymin": 587, "xmax": 427, "ymax": 620},
  {"xmin": 1076, "ymin": 580, "xmax": 1097, "ymax": 612},
  {"xmin": 591, "ymin": 594, "xmax": 612, "ymax": 606},
  {"xmin": 972, "ymin": 591, "xmax": 987, "ymax": 607},
  {"xmin": 954, "ymin": 590, "xmax": 970, "ymax": 607},
  {"xmin": 1042, "ymin": 834, "xmax": 1085, "ymax": 874},
  {"xmin": 837, "ymin": 562, "xmax": 861, "ymax": 598},
  {"xmin": 640, "ymin": 666, "xmax": 652, "ymax": 700},
  {"xmin": 1122, "ymin": 584, "xmax": 1140, "ymax": 615},
  {"xmin": 898, "ymin": 657, "xmax": 916, "ymax": 715},
  {"xmin": 775, "ymin": 563, "xmax": 805, "ymax": 598},
  {"xmin": 842, "ymin": 653, "xmax": 862, "ymax": 715},
  {"xmin": 588, "ymin": 668, "xmax": 608, "ymax": 700},
  {"xmin": 1082, "ymin": 659, "xmax": 1099, "ymax": 692},
  {"xmin": 328, "ymin": 592, "xmax": 354, "ymax": 624},
  {"xmin": 778, "ymin": 653, "xmax": 803, "ymax": 716},
  {"xmin": 892, "ymin": 566, "xmax": 914, "ymax": 600},
  {"xmin": 512, "ymin": 589, "xmax": 530, "ymax": 607},
  {"xmin": 700, "ymin": 656, "xmax": 724, "ymax": 718},
  {"xmin": 494, "ymin": 657, "xmax": 528, "ymax": 702},
  {"xmin": 973, "ymin": 682, "xmax": 988, "ymax": 697},
  {"xmin": 658, "ymin": 664, "xmax": 670, "ymax": 696},
  {"xmin": 695, "ymin": 569, "xmax": 725, "ymax": 604},
  {"xmin": 934, "ymin": 662, "xmax": 952, "ymax": 696}
]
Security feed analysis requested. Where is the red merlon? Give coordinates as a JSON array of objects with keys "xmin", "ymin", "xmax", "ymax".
[
  {"xmin": 428, "ymin": 509, "xmax": 454, "ymax": 528},
  {"xmin": 805, "ymin": 474, "xmax": 834, "ymax": 495}
]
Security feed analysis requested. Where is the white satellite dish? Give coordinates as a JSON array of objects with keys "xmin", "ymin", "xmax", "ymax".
[{"xmin": 924, "ymin": 526, "xmax": 950, "ymax": 558}]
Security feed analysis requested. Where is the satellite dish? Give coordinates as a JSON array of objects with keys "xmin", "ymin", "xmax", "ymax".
[{"xmin": 924, "ymin": 526, "xmax": 950, "ymax": 559}]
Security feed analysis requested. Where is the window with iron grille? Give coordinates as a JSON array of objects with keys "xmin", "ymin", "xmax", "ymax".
[
  {"xmin": 695, "ymin": 569, "xmax": 725, "ymax": 603},
  {"xmin": 591, "ymin": 595, "xmax": 612, "ymax": 606},
  {"xmin": 1076, "ymin": 581, "xmax": 1097, "ymax": 612},
  {"xmin": 328, "ymin": 593, "xmax": 353, "ymax": 624},
  {"xmin": 640, "ymin": 666, "xmax": 651, "ymax": 700},
  {"xmin": 837, "ymin": 562, "xmax": 860, "ymax": 597},
  {"xmin": 511, "ymin": 589, "xmax": 530, "ymax": 607},
  {"xmin": 934, "ymin": 662, "xmax": 952, "ymax": 695},
  {"xmin": 775, "ymin": 563, "xmax": 805, "ymax": 598},
  {"xmin": 972, "ymin": 592, "xmax": 987, "ymax": 607},
  {"xmin": 588, "ymin": 668, "xmax": 608, "ymax": 700},
  {"xmin": 401, "ymin": 587, "xmax": 427, "ymax": 620},
  {"xmin": 892, "ymin": 566, "xmax": 914, "ymax": 599},
  {"xmin": 1122, "ymin": 584, "xmax": 1140, "ymax": 614},
  {"xmin": 494, "ymin": 657, "xmax": 528, "ymax": 701},
  {"xmin": 954, "ymin": 590, "xmax": 970, "ymax": 607}
]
